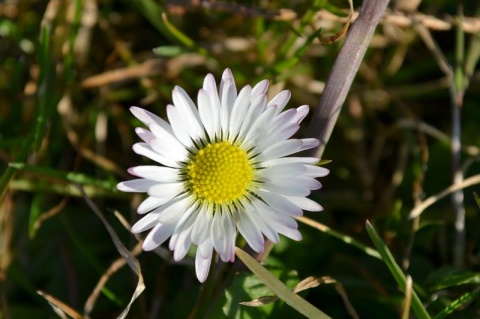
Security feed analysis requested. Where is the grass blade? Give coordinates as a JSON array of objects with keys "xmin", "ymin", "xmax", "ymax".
[
  {"xmin": 235, "ymin": 247, "xmax": 331, "ymax": 319},
  {"xmin": 366, "ymin": 220, "xmax": 431, "ymax": 319}
]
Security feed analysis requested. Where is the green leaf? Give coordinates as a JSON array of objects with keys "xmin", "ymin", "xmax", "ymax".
[
  {"xmin": 365, "ymin": 220, "xmax": 431, "ymax": 319},
  {"xmin": 234, "ymin": 247, "xmax": 332, "ymax": 319}
]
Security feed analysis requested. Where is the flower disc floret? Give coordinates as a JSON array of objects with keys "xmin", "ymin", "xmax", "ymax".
[{"xmin": 186, "ymin": 141, "xmax": 253, "ymax": 204}]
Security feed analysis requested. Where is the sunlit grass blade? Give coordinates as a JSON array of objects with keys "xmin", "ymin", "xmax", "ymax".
[
  {"xmin": 29, "ymin": 194, "xmax": 43, "ymax": 238},
  {"xmin": 365, "ymin": 220, "xmax": 431, "ymax": 319},
  {"xmin": 0, "ymin": 25, "xmax": 53, "ymax": 199},
  {"xmin": 428, "ymin": 271, "xmax": 480, "ymax": 291},
  {"xmin": 432, "ymin": 290, "xmax": 480, "ymax": 319},
  {"xmin": 9, "ymin": 162, "xmax": 117, "ymax": 191},
  {"xmin": 474, "ymin": 192, "xmax": 480, "ymax": 208},
  {"xmin": 235, "ymin": 247, "xmax": 332, "ymax": 319}
]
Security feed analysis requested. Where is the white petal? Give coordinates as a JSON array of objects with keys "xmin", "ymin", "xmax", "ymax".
[
  {"xmin": 166, "ymin": 105, "xmax": 193, "ymax": 148},
  {"xmin": 155, "ymin": 194, "xmax": 193, "ymax": 224},
  {"xmin": 258, "ymin": 140, "xmax": 301, "ymax": 161},
  {"xmin": 198, "ymin": 234, "xmax": 213, "ymax": 259},
  {"xmin": 195, "ymin": 249, "xmax": 212, "ymax": 283},
  {"xmin": 191, "ymin": 204, "xmax": 212, "ymax": 245},
  {"xmin": 256, "ymin": 163, "xmax": 306, "ymax": 180},
  {"xmin": 283, "ymin": 176, "xmax": 321, "ymax": 190},
  {"xmin": 267, "ymin": 90, "xmax": 291, "ymax": 114},
  {"xmin": 203, "ymin": 73, "xmax": 218, "ymax": 94},
  {"xmin": 259, "ymin": 180, "xmax": 310, "ymax": 197},
  {"xmin": 251, "ymin": 79, "xmax": 269, "ymax": 97},
  {"xmin": 304, "ymin": 165, "xmax": 330, "ymax": 177},
  {"xmin": 146, "ymin": 118, "xmax": 183, "ymax": 150},
  {"xmin": 198, "ymin": 89, "xmax": 216, "ymax": 140},
  {"xmin": 259, "ymin": 138, "xmax": 320, "ymax": 161},
  {"xmin": 117, "ymin": 179, "xmax": 157, "ymax": 192},
  {"xmin": 147, "ymin": 182, "xmax": 185, "ymax": 198},
  {"xmin": 143, "ymin": 223, "xmax": 176, "ymax": 251},
  {"xmin": 293, "ymin": 105, "xmax": 310, "ymax": 123},
  {"xmin": 203, "ymin": 74, "xmax": 222, "ymax": 138},
  {"xmin": 149, "ymin": 137, "xmax": 189, "ymax": 162},
  {"xmin": 220, "ymin": 79, "xmax": 236, "ymax": 136},
  {"xmin": 132, "ymin": 143, "xmax": 181, "ymax": 168},
  {"xmin": 172, "ymin": 86, "xmax": 205, "ymax": 141},
  {"xmin": 222, "ymin": 210, "xmax": 236, "ymax": 262},
  {"xmin": 265, "ymin": 108, "xmax": 299, "ymax": 134},
  {"xmin": 128, "ymin": 166, "xmax": 181, "ymax": 183},
  {"xmin": 243, "ymin": 200, "xmax": 279, "ymax": 243},
  {"xmin": 256, "ymin": 124, "xmax": 299, "ymax": 151},
  {"xmin": 211, "ymin": 211, "xmax": 228, "ymax": 261},
  {"xmin": 256, "ymin": 189, "xmax": 303, "ymax": 217},
  {"xmin": 135, "ymin": 127, "xmax": 154, "ymax": 143},
  {"xmin": 293, "ymin": 176, "xmax": 322, "ymax": 190},
  {"xmin": 285, "ymin": 196, "xmax": 324, "ymax": 211},
  {"xmin": 137, "ymin": 196, "xmax": 169, "ymax": 214},
  {"xmin": 169, "ymin": 203, "xmax": 197, "ymax": 247},
  {"xmin": 241, "ymin": 104, "xmax": 278, "ymax": 149},
  {"xmin": 235, "ymin": 209, "xmax": 265, "ymax": 253},
  {"xmin": 237, "ymin": 94, "xmax": 267, "ymax": 140},
  {"xmin": 260, "ymin": 157, "xmax": 319, "ymax": 167},
  {"xmin": 251, "ymin": 198, "xmax": 302, "ymax": 241},
  {"xmin": 171, "ymin": 207, "xmax": 197, "ymax": 261},
  {"xmin": 130, "ymin": 107, "xmax": 172, "ymax": 135},
  {"xmin": 131, "ymin": 213, "xmax": 160, "ymax": 233},
  {"xmin": 229, "ymin": 85, "xmax": 252, "ymax": 139},
  {"xmin": 299, "ymin": 138, "xmax": 321, "ymax": 152},
  {"xmin": 219, "ymin": 68, "xmax": 234, "ymax": 99}
]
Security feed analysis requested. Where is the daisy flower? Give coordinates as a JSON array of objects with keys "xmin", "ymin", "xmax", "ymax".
[{"xmin": 117, "ymin": 69, "xmax": 329, "ymax": 282}]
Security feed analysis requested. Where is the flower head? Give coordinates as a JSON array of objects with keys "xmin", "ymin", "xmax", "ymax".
[{"xmin": 118, "ymin": 69, "xmax": 329, "ymax": 282}]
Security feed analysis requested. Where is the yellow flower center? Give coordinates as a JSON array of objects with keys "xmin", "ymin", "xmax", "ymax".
[{"xmin": 186, "ymin": 141, "xmax": 253, "ymax": 204}]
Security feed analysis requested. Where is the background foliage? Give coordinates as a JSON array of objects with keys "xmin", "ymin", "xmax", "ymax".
[{"xmin": 1, "ymin": 0, "xmax": 479, "ymax": 318}]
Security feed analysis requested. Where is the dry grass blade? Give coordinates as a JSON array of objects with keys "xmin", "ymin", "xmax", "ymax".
[
  {"xmin": 80, "ymin": 59, "xmax": 164, "ymax": 88},
  {"xmin": 319, "ymin": 0, "xmax": 354, "ymax": 44},
  {"xmin": 293, "ymin": 276, "xmax": 329, "ymax": 294},
  {"xmin": 239, "ymin": 296, "xmax": 278, "ymax": 307},
  {"xmin": 33, "ymin": 197, "xmax": 69, "ymax": 234},
  {"xmin": 295, "ymin": 276, "xmax": 359, "ymax": 319},
  {"xmin": 76, "ymin": 185, "xmax": 145, "ymax": 319},
  {"xmin": 409, "ymin": 174, "xmax": 480, "ymax": 218},
  {"xmin": 240, "ymin": 275, "xmax": 359, "ymax": 319},
  {"xmin": 37, "ymin": 290, "xmax": 82, "ymax": 319},
  {"xmin": 84, "ymin": 242, "xmax": 143, "ymax": 318},
  {"xmin": 58, "ymin": 94, "xmax": 129, "ymax": 179},
  {"xmin": 402, "ymin": 275, "xmax": 413, "ymax": 319},
  {"xmin": 315, "ymin": 9, "xmax": 480, "ymax": 33}
]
